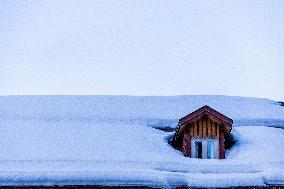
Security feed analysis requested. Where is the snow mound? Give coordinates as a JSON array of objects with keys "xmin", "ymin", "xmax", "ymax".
[{"xmin": 0, "ymin": 95, "xmax": 284, "ymax": 127}]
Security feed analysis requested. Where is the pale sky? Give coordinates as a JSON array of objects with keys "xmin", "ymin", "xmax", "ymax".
[{"xmin": 0, "ymin": 1, "xmax": 284, "ymax": 100}]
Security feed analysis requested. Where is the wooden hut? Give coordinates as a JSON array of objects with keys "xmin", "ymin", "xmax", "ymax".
[{"xmin": 172, "ymin": 105, "xmax": 233, "ymax": 159}]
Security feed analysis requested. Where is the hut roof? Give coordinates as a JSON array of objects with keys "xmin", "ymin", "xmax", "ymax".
[{"xmin": 179, "ymin": 105, "xmax": 233, "ymax": 126}]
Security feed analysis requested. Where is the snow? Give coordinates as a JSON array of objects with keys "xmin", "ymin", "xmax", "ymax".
[
  {"xmin": 0, "ymin": 95, "xmax": 283, "ymax": 187},
  {"xmin": 0, "ymin": 95, "xmax": 284, "ymax": 127}
]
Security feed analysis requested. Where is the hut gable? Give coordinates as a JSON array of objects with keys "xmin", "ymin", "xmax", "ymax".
[
  {"xmin": 179, "ymin": 105, "xmax": 233, "ymax": 126},
  {"xmin": 172, "ymin": 105, "xmax": 233, "ymax": 159}
]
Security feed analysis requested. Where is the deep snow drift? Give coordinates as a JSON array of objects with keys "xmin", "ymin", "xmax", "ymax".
[
  {"xmin": 0, "ymin": 95, "xmax": 283, "ymax": 187},
  {"xmin": 0, "ymin": 95, "xmax": 284, "ymax": 127}
]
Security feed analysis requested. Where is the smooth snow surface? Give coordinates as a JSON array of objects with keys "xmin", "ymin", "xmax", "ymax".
[
  {"xmin": 0, "ymin": 95, "xmax": 284, "ymax": 127},
  {"xmin": 0, "ymin": 95, "xmax": 283, "ymax": 187}
]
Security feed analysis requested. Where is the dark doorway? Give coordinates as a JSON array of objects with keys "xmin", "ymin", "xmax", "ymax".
[{"xmin": 195, "ymin": 141, "xmax": 202, "ymax": 158}]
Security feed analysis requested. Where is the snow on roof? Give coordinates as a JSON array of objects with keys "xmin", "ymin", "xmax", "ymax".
[
  {"xmin": 178, "ymin": 105, "xmax": 233, "ymax": 125},
  {"xmin": 0, "ymin": 95, "xmax": 283, "ymax": 187},
  {"xmin": 0, "ymin": 95, "xmax": 284, "ymax": 122}
]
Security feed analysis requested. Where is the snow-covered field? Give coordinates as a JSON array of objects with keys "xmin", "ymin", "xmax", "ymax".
[{"xmin": 0, "ymin": 95, "xmax": 283, "ymax": 187}]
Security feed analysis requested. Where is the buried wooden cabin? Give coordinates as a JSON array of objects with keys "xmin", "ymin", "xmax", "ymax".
[{"xmin": 172, "ymin": 105, "xmax": 233, "ymax": 159}]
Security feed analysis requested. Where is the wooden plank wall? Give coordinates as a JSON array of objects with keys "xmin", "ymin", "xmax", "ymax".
[{"xmin": 188, "ymin": 119, "xmax": 219, "ymax": 139}]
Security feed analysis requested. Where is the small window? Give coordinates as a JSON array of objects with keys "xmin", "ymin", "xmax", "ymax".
[
  {"xmin": 207, "ymin": 141, "xmax": 215, "ymax": 159},
  {"xmin": 192, "ymin": 139, "xmax": 218, "ymax": 159}
]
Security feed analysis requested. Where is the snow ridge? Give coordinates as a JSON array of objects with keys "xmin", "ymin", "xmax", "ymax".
[{"xmin": 0, "ymin": 95, "xmax": 284, "ymax": 127}]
